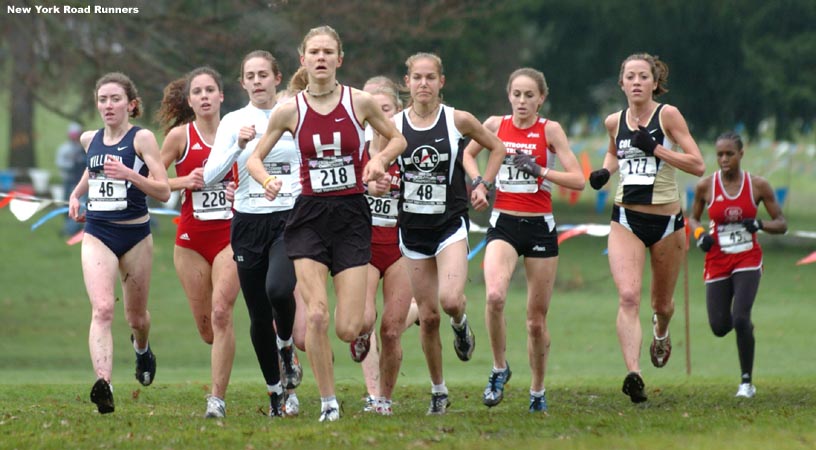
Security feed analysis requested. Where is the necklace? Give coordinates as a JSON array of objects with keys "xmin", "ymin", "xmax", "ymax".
[
  {"xmin": 628, "ymin": 104, "xmax": 654, "ymax": 126},
  {"xmin": 305, "ymin": 81, "xmax": 338, "ymax": 98},
  {"xmin": 411, "ymin": 104, "xmax": 439, "ymax": 120}
]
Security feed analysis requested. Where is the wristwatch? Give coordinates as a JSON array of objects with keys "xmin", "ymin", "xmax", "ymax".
[{"xmin": 470, "ymin": 175, "xmax": 494, "ymax": 190}]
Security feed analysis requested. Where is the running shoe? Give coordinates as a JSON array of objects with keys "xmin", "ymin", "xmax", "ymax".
[
  {"xmin": 279, "ymin": 345, "xmax": 303, "ymax": 389},
  {"xmin": 529, "ymin": 393, "xmax": 548, "ymax": 413},
  {"xmin": 451, "ymin": 317, "xmax": 475, "ymax": 361},
  {"xmin": 90, "ymin": 378, "xmax": 114, "ymax": 414},
  {"xmin": 650, "ymin": 314, "xmax": 672, "ymax": 368},
  {"xmin": 735, "ymin": 383, "xmax": 756, "ymax": 398},
  {"xmin": 363, "ymin": 395, "xmax": 377, "ymax": 412},
  {"xmin": 319, "ymin": 406, "xmax": 340, "ymax": 422},
  {"xmin": 427, "ymin": 392, "xmax": 450, "ymax": 415},
  {"xmin": 482, "ymin": 363, "xmax": 512, "ymax": 407},
  {"xmin": 621, "ymin": 371, "xmax": 648, "ymax": 403},
  {"xmin": 131, "ymin": 334, "xmax": 156, "ymax": 386},
  {"xmin": 350, "ymin": 332, "xmax": 372, "ymax": 363},
  {"xmin": 268, "ymin": 391, "xmax": 284, "ymax": 418},
  {"xmin": 204, "ymin": 395, "xmax": 225, "ymax": 418},
  {"xmin": 283, "ymin": 392, "xmax": 300, "ymax": 416},
  {"xmin": 375, "ymin": 399, "xmax": 393, "ymax": 416}
]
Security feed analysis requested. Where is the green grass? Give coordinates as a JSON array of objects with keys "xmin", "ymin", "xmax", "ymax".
[
  {"xmin": 1, "ymin": 198, "xmax": 815, "ymax": 448},
  {"xmin": 2, "ymin": 382, "xmax": 814, "ymax": 449}
]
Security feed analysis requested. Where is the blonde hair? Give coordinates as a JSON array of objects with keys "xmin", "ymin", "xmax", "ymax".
[
  {"xmin": 95, "ymin": 72, "xmax": 143, "ymax": 118},
  {"xmin": 298, "ymin": 25, "xmax": 344, "ymax": 58},
  {"xmin": 405, "ymin": 52, "xmax": 443, "ymax": 75},
  {"xmin": 364, "ymin": 76, "xmax": 404, "ymax": 109},
  {"xmin": 618, "ymin": 52, "xmax": 669, "ymax": 96},
  {"xmin": 287, "ymin": 67, "xmax": 309, "ymax": 93}
]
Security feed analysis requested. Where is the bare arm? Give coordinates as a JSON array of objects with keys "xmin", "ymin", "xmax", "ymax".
[
  {"xmin": 544, "ymin": 120, "xmax": 585, "ymax": 191},
  {"xmin": 659, "ymin": 105, "xmax": 705, "ymax": 177},
  {"xmin": 462, "ymin": 115, "xmax": 500, "ymax": 180},
  {"xmin": 128, "ymin": 129, "xmax": 171, "ymax": 202},
  {"xmin": 246, "ymin": 103, "xmax": 296, "ymax": 200},
  {"xmin": 359, "ymin": 91, "xmax": 406, "ymax": 182},
  {"xmin": 160, "ymin": 126, "xmax": 203, "ymax": 192},
  {"xmin": 602, "ymin": 114, "xmax": 621, "ymax": 175},
  {"xmin": 456, "ymin": 110, "xmax": 506, "ymax": 211},
  {"xmin": 688, "ymin": 176, "xmax": 712, "ymax": 232},
  {"xmin": 753, "ymin": 175, "xmax": 787, "ymax": 234}
]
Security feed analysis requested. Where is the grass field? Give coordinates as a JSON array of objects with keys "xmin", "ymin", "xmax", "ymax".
[
  {"xmin": 2, "ymin": 101, "xmax": 815, "ymax": 448},
  {"xmin": 1, "ymin": 196, "xmax": 814, "ymax": 448}
]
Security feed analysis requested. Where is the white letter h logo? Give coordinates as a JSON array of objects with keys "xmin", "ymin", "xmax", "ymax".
[{"xmin": 312, "ymin": 132, "xmax": 341, "ymax": 158}]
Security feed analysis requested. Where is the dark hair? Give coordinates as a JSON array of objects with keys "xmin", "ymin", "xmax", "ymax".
[
  {"xmin": 716, "ymin": 131, "xmax": 744, "ymax": 151},
  {"xmin": 239, "ymin": 50, "xmax": 281, "ymax": 81},
  {"xmin": 95, "ymin": 72, "xmax": 143, "ymax": 118},
  {"xmin": 506, "ymin": 67, "xmax": 549, "ymax": 98},
  {"xmin": 156, "ymin": 67, "xmax": 223, "ymax": 135},
  {"xmin": 618, "ymin": 53, "xmax": 669, "ymax": 97}
]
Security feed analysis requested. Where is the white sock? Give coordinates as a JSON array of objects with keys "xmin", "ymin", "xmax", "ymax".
[
  {"xmin": 133, "ymin": 339, "xmax": 148, "ymax": 354},
  {"xmin": 321, "ymin": 396, "xmax": 338, "ymax": 410},
  {"xmin": 431, "ymin": 382, "xmax": 448, "ymax": 395},
  {"xmin": 267, "ymin": 383, "xmax": 283, "ymax": 396},
  {"xmin": 277, "ymin": 336, "xmax": 293, "ymax": 350},
  {"xmin": 451, "ymin": 313, "xmax": 467, "ymax": 330},
  {"xmin": 530, "ymin": 389, "xmax": 545, "ymax": 397}
]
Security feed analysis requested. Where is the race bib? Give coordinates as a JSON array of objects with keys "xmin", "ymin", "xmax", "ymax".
[
  {"xmin": 366, "ymin": 193, "xmax": 399, "ymax": 227},
  {"xmin": 620, "ymin": 156, "xmax": 657, "ymax": 186},
  {"xmin": 309, "ymin": 156, "xmax": 356, "ymax": 193},
  {"xmin": 192, "ymin": 182, "xmax": 232, "ymax": 221},
  {"xmin": 717, "ymin": 222, "xmax": 753, "ymax": 254},
  {"xmin": 248, "ymin": 161, "xmax": 298, "ymax": 208},
  {"xmin": 497, "ymin": 155, "xmax": 538, "ymax": 193},
  {"xmin": 87, "ymin": 172, "xmax": 127, "ymax": 211},
  {"xmin": 403, "ymin": 174, "xmax": 446, "ymax": 214}
]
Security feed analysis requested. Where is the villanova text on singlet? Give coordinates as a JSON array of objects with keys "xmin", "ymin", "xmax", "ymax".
[
  {"xmin": 396, "ymin": 105, "xmax": 468, "ymax": 229},
  {"xmin": 493, "ymin": 115, "xmax": 555, "ymax": 213},
  {"xmin": 706, "ymin": 170, "xmax": 760, "ymax": 255},
  {"xmin": 176, "ymin": 122, "xmax": 233, "ymax": 222},
  {"xmin": 85, "ymin": 126, "xmax": 149, "ymax": 221},
  {"xmin": 613, "ymin": 104, "xmax": 680, "ymax": 205},
  {"xmin": 294, "ymin": 85, "xmax": 366, "ymax": 197}
]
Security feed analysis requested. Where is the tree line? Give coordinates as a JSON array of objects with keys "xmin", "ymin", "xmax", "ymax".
[{"xmin": 2, "ymin": 0, "xmax": 814, "ymax": 169}]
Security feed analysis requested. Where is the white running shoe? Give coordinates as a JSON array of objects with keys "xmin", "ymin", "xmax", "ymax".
[
  {"xmin": 319, "ymin": 407, "xmax": 340, "ymax": 422},
  {"xmin": 735, "ymin": 383, "xmax": 756, "ymax": 398},
  {"xmin": 283, "ymin": 392, "xmax": 300, "ymax": 416},
  {"xmin": 204, "ymin": 395, "xmax": 226, "ymax": 418},
  {"xmin": 363, "ymin": 395, "xmax": 377, "ymax": 412}
]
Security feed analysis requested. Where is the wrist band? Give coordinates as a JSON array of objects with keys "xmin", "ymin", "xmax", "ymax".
[
  {"xmin": 541, "ymin": 167, "xmax": 550, "ymax": 179},
  {"xmin": 262, "ymin": 175, "xmax": 277, "ymax": 189},
  {"xmin": 693, "ymin": 226, "xmax": 705, "ymax": 240}
]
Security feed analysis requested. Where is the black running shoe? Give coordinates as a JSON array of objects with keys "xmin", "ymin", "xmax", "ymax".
[
  {"xmin": 622, "ymin": 371, "xmax": 648, "ymax": 403},
  {"xmin": 131, "ymin": 334, "xmax": 156, "ymax": 386},
  {"xmin": 90, "ymin": 378, "xmax": 114, "ymax": 414},
  {"xmin": 269, "ymin": 391, "xmax": 284, "ymax": 418},
  {"xmin": 451, "ymin": 317, "xmax": 475, "ymax": 361},
  {"xmin": 278, "ymin": 345, "xmax": 303, "ymax": 389}
]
